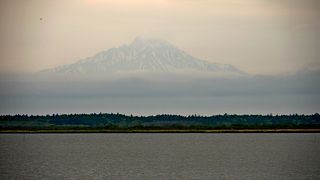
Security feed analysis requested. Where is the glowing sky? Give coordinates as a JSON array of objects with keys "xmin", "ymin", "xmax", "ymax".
[{"xmin": 0, "ymin": 0, "xmax": 319, "ymax": 74}]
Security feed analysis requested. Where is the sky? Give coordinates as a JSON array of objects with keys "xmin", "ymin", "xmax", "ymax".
[
  {"xmin": 0, "ymin": 0, "xmax": 319, "ymax": 75},
  {"xmin": 0, "ymin": 0, "xmax": 319, "ymax": 115}
]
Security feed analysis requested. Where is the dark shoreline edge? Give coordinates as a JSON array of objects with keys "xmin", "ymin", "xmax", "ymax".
[{"xmin": 1, "ymin": 129, "xmax": 320, "ymax": 133}]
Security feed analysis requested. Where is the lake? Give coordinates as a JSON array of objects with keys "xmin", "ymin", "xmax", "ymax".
[{"xmin": 0, "ymin": 133, "xmax": 319, "ymax": 180}]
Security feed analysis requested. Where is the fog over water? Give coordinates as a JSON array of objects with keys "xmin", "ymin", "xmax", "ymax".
[{"xmin": 0, "ymin": 68, "xmax": 319, "ymax": 115}]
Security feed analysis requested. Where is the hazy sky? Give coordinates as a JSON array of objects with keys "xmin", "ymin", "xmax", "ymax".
[
  {"xmin": 0, "ymin": 0, "xmax": 319, "ymax": 74},
  {"xmin": 0, "ymin": 0, "xmax": 319, "ymax": 115}
]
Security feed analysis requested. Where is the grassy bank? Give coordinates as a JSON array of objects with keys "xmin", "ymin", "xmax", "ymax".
[
  {"xmin": 1, "ymin": 129, "xmax": 320, "ymax": 133},
  {"xmin": 1, "ymin": 113, "xmax": 319, "ymax": 133}
]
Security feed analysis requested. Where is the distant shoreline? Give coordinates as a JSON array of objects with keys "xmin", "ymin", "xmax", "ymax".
[{"xmin": 1, "ymin": 129, "xmax": 320, "ymax": 133}]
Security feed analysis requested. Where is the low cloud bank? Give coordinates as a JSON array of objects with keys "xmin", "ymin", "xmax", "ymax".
[{"xmin": 0, "ymin": 69, "xmax": 319, "ymax": 115}]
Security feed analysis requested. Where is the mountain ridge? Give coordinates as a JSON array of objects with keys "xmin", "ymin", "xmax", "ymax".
[{"xmin": 42, "ymin": 37, "xmax": 245, "ymax": 76}]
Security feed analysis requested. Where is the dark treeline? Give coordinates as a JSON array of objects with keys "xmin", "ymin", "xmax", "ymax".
[{"xmin": 1, "ymin": 113, "xmax": 320, "ymax": 130}]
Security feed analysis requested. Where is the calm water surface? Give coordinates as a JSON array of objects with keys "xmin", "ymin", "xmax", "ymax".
[{"xmin": 0, "ymin": 133, "xmax": 319, "ymax": 180}]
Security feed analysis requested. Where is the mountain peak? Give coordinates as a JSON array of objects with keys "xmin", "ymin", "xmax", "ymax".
[
  {"xmin": 130, "ymin": 36, "xmax": 170, "ymax": 49},
  {"xmin": 43, "ymin": 37, "xmax": 245, "ymax": 76},
  {"xmin": 132, "ymin": 36, "xmax": 147, "ymax": 43}
]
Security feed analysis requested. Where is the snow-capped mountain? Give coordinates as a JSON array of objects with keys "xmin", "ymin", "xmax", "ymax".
[{"xmin": 43, "ymin": 37, "xmax": 245, "ymax": 75}]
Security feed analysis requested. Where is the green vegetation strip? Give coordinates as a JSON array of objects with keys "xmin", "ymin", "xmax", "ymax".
[
  {"xmin": 1, "ymin": 113, "xmax": 319, "ymax": 132},
  {"xmin": 1, "ymin": 129, "xmax": 320, "ymax": 133}
]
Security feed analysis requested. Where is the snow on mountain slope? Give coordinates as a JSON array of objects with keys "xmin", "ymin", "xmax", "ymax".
[{"xmin": 43, "ymin": 37, "xmax": 245, "ymax": 75}]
